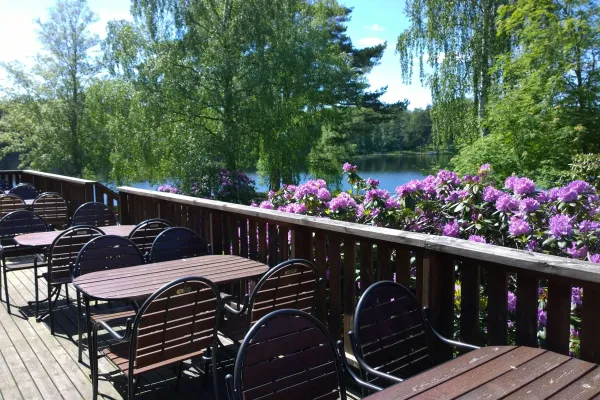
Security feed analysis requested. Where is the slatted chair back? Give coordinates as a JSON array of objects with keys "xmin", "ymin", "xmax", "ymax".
[
  {"xmin": 247, "ymin": 259, "xmax": 320, "ymax": 326},
  {"xmin": 229, "ymin": 309, "xmax": 347, "ymax": 400},
  {"xmin": 48, "ymin": 226, "xmax": 105, "ymax": 283},
  {"xmin": 9, "ymin": 184, "xmax": 38, "ymax": 200},
  {"xmin": 128, "ymin": 218, "xmax": 173, "ymax": 256},
  {"xmin": 0, "ymin": 194, "xmax": 26, "ymax": 219},
  {"xmin": 0, "ymin": 180, "xmax": 12, "ymax": 191},
  {"xmin": 74, "ymin": 235, "xmax": 144, "ymax": 277},
  {"xmin": 0, "ymin": 210, "xmax": 48, "ymax": 242},
  {"xmin": 149, "ymin": 227, "xmax": 208, "ymax": 263},
  {"xmin": 72, "ymin": 202, "xmax": 118, "ymax": 227},
  {"xmin": 352, "ymin": 281, "xmax": 432, "ymax": 386},
  {"xmin": 32, "ymin": 192, "xmax": 69, "ymax": 229},
  {"xmin": 129, "ymin": 276, "xmax": 220, "ymax": 375}
]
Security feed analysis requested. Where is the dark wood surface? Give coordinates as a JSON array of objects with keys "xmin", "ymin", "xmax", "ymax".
[
  {"xmin": 14, "ymin": 225, "xmax": 136, "ymax": 247},
  {"xmin": 364, "ymin": 346, "xmax": 600, "ymax": 400},
  {"xmin": 74, "ymin": 255, "xmax": 268, "ymax": 301}
]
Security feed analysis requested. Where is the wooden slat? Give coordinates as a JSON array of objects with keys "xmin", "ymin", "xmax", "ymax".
[
  {"xmin": 342, "ymin": 236, "xmax": 356, "ymax": 354},
  {"xmin": 328, "ymin": 234, "xmax": 342, "ymax": 339},
  {"xmin": 211, "ymin": 211, "xmax": 223, "ymax": 255},
  {"xmin": 249, "ymin": 219, "xmax": 258, "ymax": 261},
  {"xmin": 546, "ymin": 367, "xmax": 600, "ymax": 399},
  {"xmin": 14, "ymin": 225, "xmax": 136, "ymax": 247},
  {"xmin": 414, "ymin": 249, "xmax": 424, "ymax": 302},
  {"xmin": 239, "ymin": 218, "xmax": 248, "ymax": 258},
  {"xmin": 487, "ymin": 263, "xmax": 508, "ymax": 345},
  {"xmin": 460, "ymin": 260, "xmax": 480, "ymax": 346},
  {"xmin": 230, "ymin": 215, "xmax": 240, "ymax": 256},
  {"xmin": 547, "ymin": 279, "xmax": 572, "ymax": 355},
  {"xmin": 427, "ymin": 250, "xmax": 455, "ymax": 362},
  {"xmin": 258, "ymin": 222, "xmax": 267, "ymax": 263},
  {"xmin": 359, "ymin": 240, "xmax": 373, "ymax": 293},
  {"xmin": 516, "ymin": 273, "xmax": 539, "ymax": 347},
  {"xmin": 377, "ymin": 243, "xmax": 392, "ymax": 281},
  {"xmin": 394, "ymin": 247, "xmax": 411, "ymax": 287},
  {"xmin": 267, "ymin": 223, "xmax": 278, "ymax": 266},
  {"xmin": 581, "ymin": 282, "xmax": 600, "ymax": 364},
  {"xmin": 314, "ymin": 231, "xmax": 327, "ymax": 323},
  {"xmin": 278, "ymin": 226, "xmax": 289, "ymax": 261}
]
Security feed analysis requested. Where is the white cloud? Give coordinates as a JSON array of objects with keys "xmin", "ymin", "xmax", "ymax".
[
  {"xmin": 358, "ymin": 37, "xmax": 385, "ymax": 47},
  {"xmin": 365, "ymin": 24, "xmax": 385, "ymax": 32}
]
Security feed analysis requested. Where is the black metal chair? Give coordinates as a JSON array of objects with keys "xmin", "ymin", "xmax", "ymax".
[
  {"xmin": 349, "ymin": 281, "xmax": 479, "ymax": 390},
  {"xmin": 73, "ymin": 235, "xmax": 144, "ymax": 362},
  {"xmin": 0, "ymin": 210, "xmax": 49, "ymax": 314},
  {"xmin": 225, "ymin": 309, "xmax": 378, "ymax": 400},
  {"xmin": 0, "ymin": 180, "xmax": 12, "ymax": 191},
  {"xmin": 91, "ymin": 276, "xmax": 222, "ymax": 400},
  {"xmin": 34, "ymin": 225, "xmax": 105, "ymax": 334},
  {"xmin": 148, "ymin": 226, "xmax": 209, "ymax": 263},
  {"xmin": 0, "ymin": 194, "xmax": 26, "ymax": 218},
  {"xmin": 9, "ymin": 183, "xmax": 38, "ymax": 200},
  {"xmin": 127, "ymin": 218, "xmax": 173, "ymax": 261},
  {"xmin": 72, "ymin": 202, "xmax": 118, "ymax": 227},
  {"xmin": 219, "ymin": 259, "xmax": 320, "ymax": 343},
  {"xmin": 32, "ymin": 192, "xmax": 69, "ymax": 229}
]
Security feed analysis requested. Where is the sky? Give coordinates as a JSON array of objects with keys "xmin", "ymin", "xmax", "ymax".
[{"xmin": 0, "ymin": 0, "xmax": 432, "ymax": 109}]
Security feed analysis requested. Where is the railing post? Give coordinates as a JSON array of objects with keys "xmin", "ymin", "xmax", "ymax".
[
  {"xmin": 487, "ymin": 263, "xmax": 508, "ymax": 345},
  {"xmin": 581, "ymin": 282, "xmax": 600, "ymax": 363},
  {"xmin": 546, "ymin": 279, "xmax": 571, "ymax": 355},
  {"xmin": 516, "ymin": 273, "xmax": 539, "ymax": 347},
  {"xmin": 343, "ymin": 236, "xmax": 356, "ymax": 354},
  {"xmin": 211, "ymin": 211, "xmax": 224, "ymax": 255},
  {"xmin": 426, "ymin": 250, "xmax": 455, "ymax": 363},
  {"xmin": 460, "ymin": 260, "xmax": 481, "ymax": 346},
  {"xmin": 118, "ymin": 191, "xmax": 131, "ymax": 225}
]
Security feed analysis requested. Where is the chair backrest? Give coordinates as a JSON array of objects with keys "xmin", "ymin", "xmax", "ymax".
[
  {"xmin": 0, "ymin": 194, "xmax": 26, "ymax": 218},
  {"xmin": 230, "ymin": 309, "xmax": 347, "ymax": 400},
  {"xmin": 72, "ymin": 202, "xmax": 118, "ymax": 227},
  {"xmin": 352, "ymin": 281, "xmax": 432, "ymax": 385},
  {"xmin": 128, "ymin": 218, "xmax": 173, "ymax": 256},
  {"xmin": 9, "ymin": 184, "xmax": 38, "ymax": 200},
  {"xmin": 246, "ymin": 259, "xmax": 320, "ymax": 327},
  {"xmin": 0, "ymin": 210, "xmax": 48, "ymax": 240},
  {"xmin": 74, "ymin": 235, "xmax": 144, "ymax": 277},
  {"xmin": 129, "ymin": 276, "xmax": 220, "ymax": 376},
  {"xmin": 0, "ymin": 180, "xmax": 12, "ymax": 191},
  {"xmin": 149, "ymin": 227, "xmax": 208, "ymax": 263},
  {"xmin": 48, "ymin": 226, "xmax": 105, "ymax": 283},
  {"xmin": 32, "ymin": 192, "xmax": 69, "ymax": 229}
]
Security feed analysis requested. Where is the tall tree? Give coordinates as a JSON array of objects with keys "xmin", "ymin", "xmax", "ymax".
[
  {"xmin": 397, "ymin": 0, "xmax": 510, "ymax": 145},
  {"xmin": 0, "ymin": 0, "xmax": 100, "ymax": 176}
]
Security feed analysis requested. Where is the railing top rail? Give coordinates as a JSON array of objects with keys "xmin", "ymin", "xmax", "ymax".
[
  {"xmin": 22, "ymin": 170, "xmax": 96, "ymax": 185},
  {"xmin": 119, "ymin": 186, "xmax": 600, "ymax": 283}
]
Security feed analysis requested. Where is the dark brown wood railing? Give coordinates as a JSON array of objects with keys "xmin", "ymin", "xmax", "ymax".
[
  {"xmin": 118, "ymin": 186, "xmax": 600, "ymax": 365},
  {"xmin": 0, "ymin": 170, "xmax": 119, "ymax": 217}
]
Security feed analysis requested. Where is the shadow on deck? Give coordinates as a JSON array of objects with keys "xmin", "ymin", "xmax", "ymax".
[{"xmin": 0, "ymin": 260, "xmax": 235, "ymax": 400}]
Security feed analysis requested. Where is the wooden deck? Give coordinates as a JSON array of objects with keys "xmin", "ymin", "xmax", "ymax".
[{"xmin": 0, "ymin": 257, "xmax": 234, "ymax": 400}]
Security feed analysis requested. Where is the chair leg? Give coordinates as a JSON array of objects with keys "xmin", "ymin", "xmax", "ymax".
[
  {"xmin": 34, "ymin": 270, "xmax": 39, "ymax": 319},
  {"xmin": 211, "ymin": 343, "xmax": 219, "ymax": 400},
  {"xmin": 77, "ymin": 290, "xmax": 83, "ymax": 363},
  {"xmin": 176, "ymin": 361, "xmax": 184, "ymax": 391},
  {"xmin": 91, "ymin": 323, "xmax": 99, "ymax": 400},
  {"xmin": 128, "ymin": 375, "xmax": 139, "ymax": 400},
  {"xmin": 65, "ymin": 284, "xmax": 69, "ymax": 304},
  {"xmin": 48, "ymin": 283, "xmax": 54, "ymax": 335},
  {"xmin": 3, "ymin": 266, "xmax": 10, "ymax": 315},
  {"xmin": 85, "ymin": 298, "xmax": 94, "ymax": 366}
]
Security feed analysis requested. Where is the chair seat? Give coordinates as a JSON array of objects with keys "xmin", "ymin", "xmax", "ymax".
[
  {"xmin": 41, "ymin": 272, "xmax": 72, "ymax": 285},
  {"xmin": 103, "ymin": 341, "xmax": 208, "ymax": 376},
  {"xmin": 218, "ymin": 312, "xmax": 248, "ymax": 343}
]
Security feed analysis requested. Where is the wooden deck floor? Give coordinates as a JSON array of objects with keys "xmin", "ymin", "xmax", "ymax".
[{"xmin": 0, "ymin": 258, "xmax": 234, "ymax": 400}]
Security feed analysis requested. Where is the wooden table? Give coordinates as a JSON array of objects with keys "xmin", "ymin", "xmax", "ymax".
[
  {"xmin": 364, "ymin": 346, "xmax": 600, "ymax": 400},
  {"xmin": 14, "ymin": 225, "xmax": 136, "ymax": 247},
  {"xmin": 73, "ymin": 255, "xmax": 268, "ymax": 302}
]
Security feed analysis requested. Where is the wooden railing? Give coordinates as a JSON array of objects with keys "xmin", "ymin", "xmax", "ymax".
[
  {"xmin": 119, "ymin": 186, "xmax": 600, "ymax": 365},
  {"xmin": 0, "ymin": 170, "xmax": 119, "ymax": 216}
]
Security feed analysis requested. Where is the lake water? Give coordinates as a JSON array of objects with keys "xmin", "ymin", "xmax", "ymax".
[
  {"xmin": 248, "ymin": 153, "xmax": 453, "ymax": 193},
  {"xmin": 129, "ymin": 153, "xmax": 452, "ymax": 194}
]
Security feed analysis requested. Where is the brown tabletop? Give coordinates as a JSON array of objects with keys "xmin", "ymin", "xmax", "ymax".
[
  {"xmin": 14, "ymin": 225, "xmax": 136, "ymax": 247},
  {"xmin": 364, "ymin": 346, "xmax": 600, "ymax": 400},
  {"xmin": 73, "ymin": 255, "xmax": 268, "ymax": 302}
]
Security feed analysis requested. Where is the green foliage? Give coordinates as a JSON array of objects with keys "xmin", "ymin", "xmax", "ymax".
[
  {"xmin": 0, "ymin": 0, "xmax": 100, "ymax": 177},
  {"xmin": 563, "ymin": 154, "xmax": 600, "ymax": 189}
]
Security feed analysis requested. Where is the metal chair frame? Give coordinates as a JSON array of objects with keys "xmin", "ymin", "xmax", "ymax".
[
  {"xmin": 72, "ymin": 201, "xmax": 118, "ymax": 227},
  {"xmin": 148, "ymin": 226, "xmax": 209, "ymax": 263},
  {"xmin": 349, "ymin": 280, "xmax": 479, "ymax": 390},
  {"xmin": 32, "ymin": 192, "xmax": 69, "ymax": 229},
  {"xmin": 221, "ymin": 259, "xmax": 321, "ymax": 342},
  {"xmin": 91, "ymin": 276, "xmax": 222, "ymax": 400},
  {"xmin": 73, "ymin": 235, "xmax": 145, "ymax": 363},
  {"xmin": 0, "ymin": 210, "xmax": 49, "ymax": 314},
  {"xmin": 34, "ymin": 225, "xmax": 105, "ymax": 334},
  {"xmin": 127, "ymin": 218, "xmax": 173, "ymax": 261},
  {"xmin": 0, "ymin": 194, "xmax": 26, "ymax": 218},
  {"xmin": 9, "ymin": 183, "xmax": 38, "ymax": 200},
  {"xmin": 225, "ymin": 308, "xmax": 378, "ymax": 400}
]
